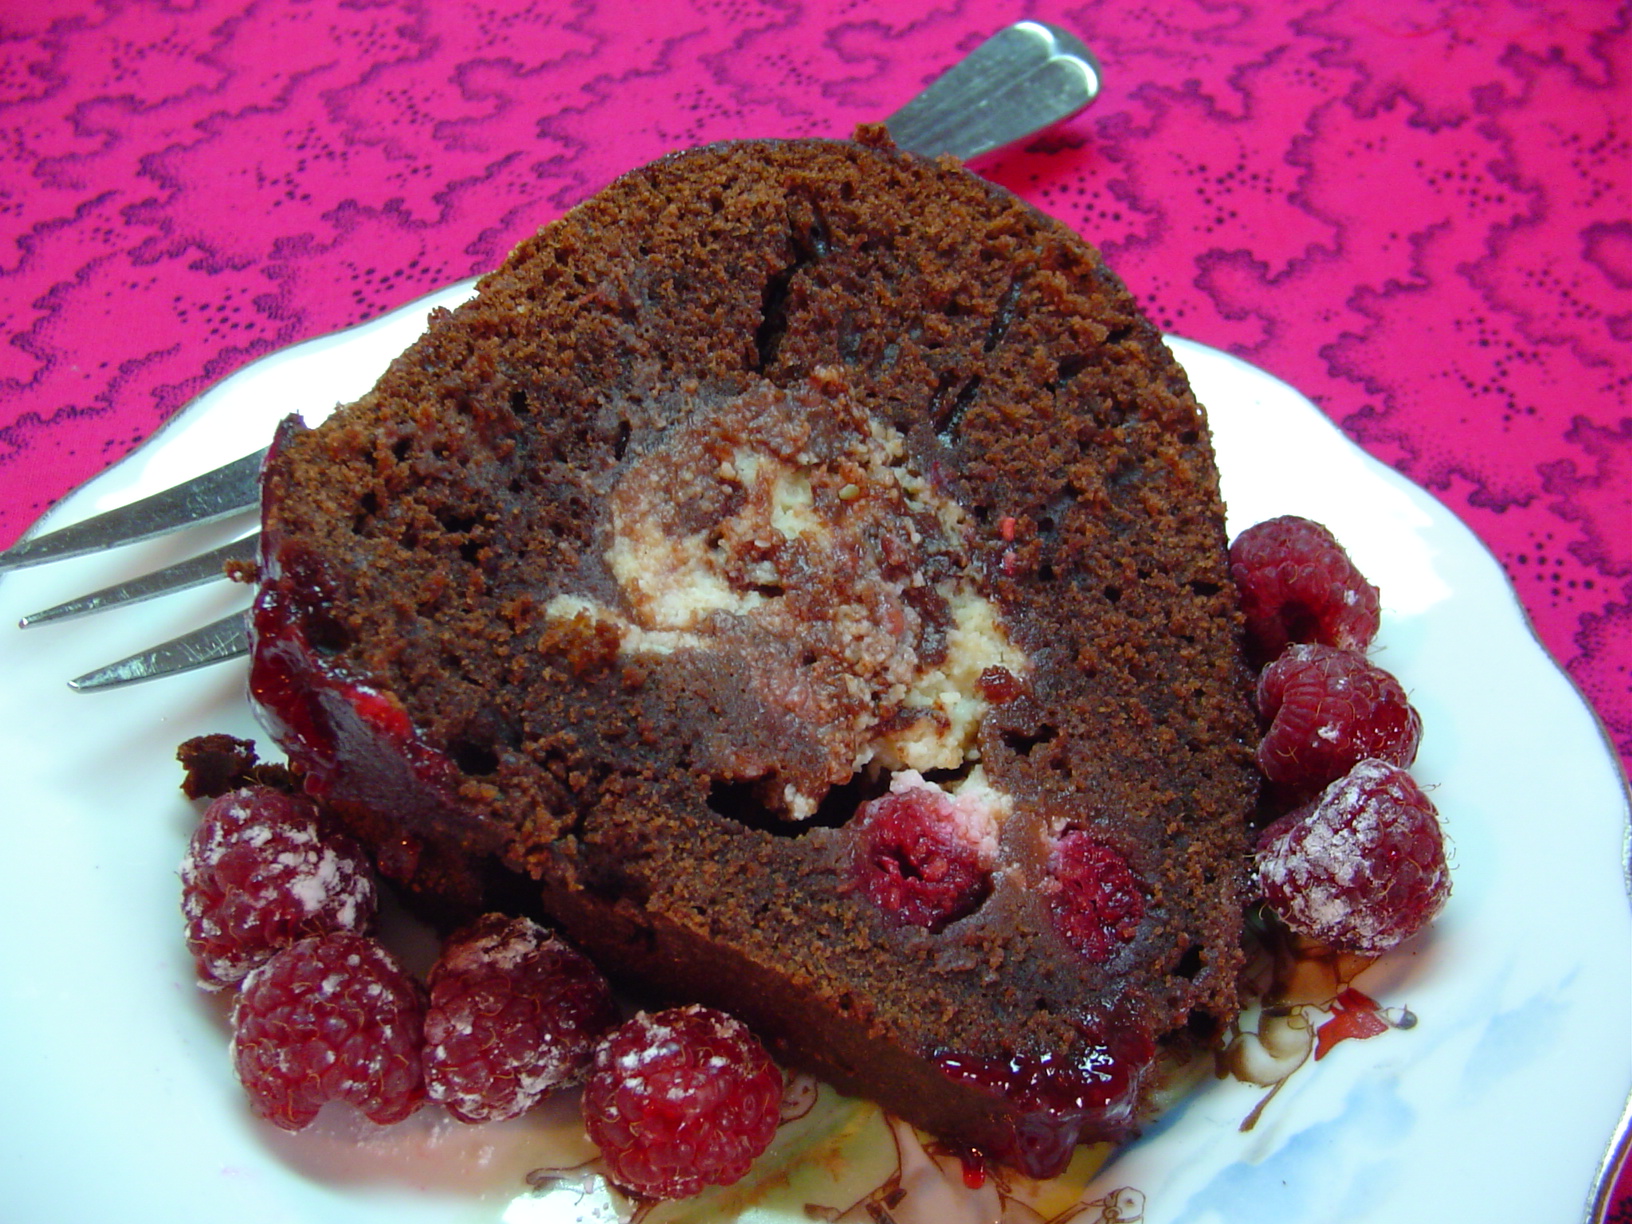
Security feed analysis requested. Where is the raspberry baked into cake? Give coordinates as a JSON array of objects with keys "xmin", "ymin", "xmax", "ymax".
[{"xmin": 248, "ymin": 128, "xmax": 1264, "ymax": 1178}]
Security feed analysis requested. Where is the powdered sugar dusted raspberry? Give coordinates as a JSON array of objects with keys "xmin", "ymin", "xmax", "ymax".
[
  {"xmin": 423, "ymin": 914, "xmax": 619, "ymax": 1123},
  {"xmin": 582, "ymin": 1005, "xmax": 783, "ymax": 1200},
  {"xmin": 1230, "ymin": 516, "xmax": 1381, "ymax": 665},
  {"xmin": 1256, "ymin": 759, "xmax": 1450, "ymax": 954},
  {"xmin": 231, "ymin": 932, "xmax": 425, "ymax": 1130},
  {"xmin": 1256, "ymin": 644, "xmax": 1422, "ymax": 796},
  {"xmin": 849, "ymin": 770, "xmax": 999, "ymax": 930},
  {"xmin": 1047, "ymin": 832, "xmax": 1146, "ymax": 963},
  {"xmin": 181, "ymin": 785, "xmax": 377, "ymax": 989}
]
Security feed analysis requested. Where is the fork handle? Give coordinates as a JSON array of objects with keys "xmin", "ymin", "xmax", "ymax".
[{"xmin": 884, "ymin": 22, "xmax": 1101, "ymax": 161}]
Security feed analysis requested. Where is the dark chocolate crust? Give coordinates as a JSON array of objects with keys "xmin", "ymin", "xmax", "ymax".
[{"xmin": 252, "ymin": 130, "xmax": 1261, "ymax": 1169}]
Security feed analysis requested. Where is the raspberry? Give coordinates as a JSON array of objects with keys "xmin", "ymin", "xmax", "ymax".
[
  {"xmin": 935, "ymin": 1028, "xmax": 1155, "ymax": 1179},
  {"xmin": 582, "ymin": 1006, "xmax": 783, "ymax": 1200},
  {"xmin": 849, "ymin": 773, "xmax": 994, "ymax": 931},
  {"xmin": 231, "ymin": 932, "xmax": 426, "ymax": 1130},
  {"xmin": 423, "ymin": 914, "xmax": 620, "ymax": 1123},
  {"xmin": 181, "ymin": 785, "xmax": 378, "ymax": 989},
  {"xmin": 1255, "ymin": 759, "xmax": 1450, "ymax": 954},
  {"xmin": 1256, "ymin": 644, "xmax": 1422, "ymax": 796},
  {"xmin": 1229, "ymin": 516, "xmax": 1381, "ymax": 665},
  {"xmin": 1047, "ymin": 832, "xmax": 1146, "ymax": 963}
]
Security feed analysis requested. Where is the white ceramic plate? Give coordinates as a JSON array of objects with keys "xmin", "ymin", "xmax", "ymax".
[{"xmin": 1, "ymin": 285, "xmax": 1627, "ymax": 1224}]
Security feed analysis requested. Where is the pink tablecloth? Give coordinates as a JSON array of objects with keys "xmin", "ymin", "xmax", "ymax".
[{"xmin": 1, "ymin": 0, "xmax": 1628, "ymax": 1212}]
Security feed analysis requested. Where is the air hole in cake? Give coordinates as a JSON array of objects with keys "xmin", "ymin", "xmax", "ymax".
[
  {"xmin": 705, "ymin": 778, "xmax": 784, "ymax": 831},
  {"xmin": 1189, "ymin": 579, "xmax": 1221, "ymax": 598},
  {"xmin": 935, "ymin": 374, "xmax": 982, "ymax": 439},
  {"xmin": 803, "ymin": 204, "xmax": 832, "ymax": 259},
  {"xmin": 752, "ymin": 201, "xmax": 830, "ymax": 372},
  {"xmin": 303, "ymin": 610, "xmax": 351, "ymax": 657},
  {"xmin": 706, "ymin": 771, "xmax": 891, "ymax": 837},
  {"xmin": 1103, "ymin": 585, "xmax": 1122, "ymax": 605},
  {"xmin": 457, "ymin": 539, "xmax": 483, "ymax": 566},
  {"xmin": 921, "ymin": 369, "xmax": 951, "ymax": 420},
  {"xmin": 1173, "ymin": 945, "xmax": 1206, "ymax": 980},
  {"xmin": 510, "ymin": 388, "xmax": 530, "ymax": 415},
  {"xmin": 390, "ymin": 436, "xmax": 411, "ymax": 462},
  {"xmin": 983, "ymin": 276, "xmax": 1025, "ymax": 353},
  {"xmin": 1056, "ymin": 352, "xmax": 1089, "ymax": 384},
  {"xmin": 914, "ymin": 763, "xmax": 978, "ymax": 789},
  {"xmin": 1186, "ymin": 1008, "xmax": 1223, "ymax": 1040},
  {"xmin": 612, "ymin": 419, "xmax": 631, "ymax": 460},
  {"xmin": 448, "ymin": 738, "xmax": 501, "ymax": 777},
  {"xmin": 1001, "ymin": 724, "xmax": 1058, "ymax": 758}
]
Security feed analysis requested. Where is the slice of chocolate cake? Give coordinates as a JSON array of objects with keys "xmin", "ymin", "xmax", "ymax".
[{"xmin": 250, "ymin": 127, "xmax": 1261, "ymax": 1178}]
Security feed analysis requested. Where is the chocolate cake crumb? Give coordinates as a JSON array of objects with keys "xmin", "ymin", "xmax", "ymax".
[{"xmin": 177, "ymin": 734, "xmax": 294, "ymax": 798}]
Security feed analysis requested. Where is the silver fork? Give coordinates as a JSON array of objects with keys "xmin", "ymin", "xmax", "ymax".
[{"xmin": 0, "ymin": 21, "xmax": 1101, "ymax": 691}]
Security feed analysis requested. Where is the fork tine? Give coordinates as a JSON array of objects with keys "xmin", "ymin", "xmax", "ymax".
[
  {"xmin": 0, "ymin": 447, "xmax": 264, "ymax": 574},
  {"xmin": 66, "ymin": 611, "xmax": 250, "ymax": 692},
  {"xmin": 18, "ymin": 532, "xmax": 259, "ymax": 628}
]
